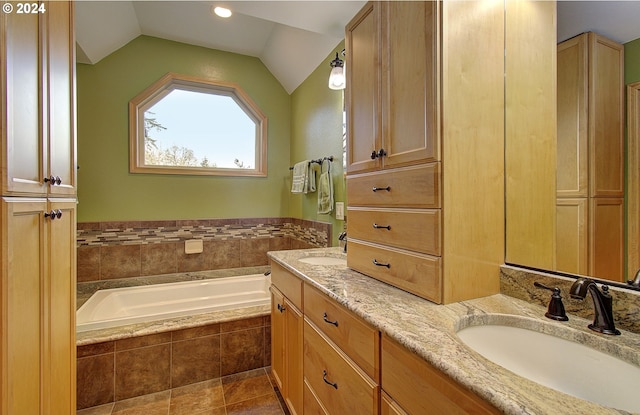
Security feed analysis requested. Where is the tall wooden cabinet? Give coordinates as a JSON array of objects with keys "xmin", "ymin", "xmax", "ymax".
[
  {"xmin": 556, "ymin": 32, "xmax": 624, "ymax": 281},
  {"xmin": 1, "ymin": 1, "xmax": 77, "ymax": 413},
  {"xmin": 346, "ymin": 1, "xmax": 504, "ymax": 304}
]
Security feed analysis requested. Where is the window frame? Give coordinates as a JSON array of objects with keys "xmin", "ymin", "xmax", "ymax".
[{"xmin": 129, "ymin": 72, "xmax": 268, "ymax": 177}]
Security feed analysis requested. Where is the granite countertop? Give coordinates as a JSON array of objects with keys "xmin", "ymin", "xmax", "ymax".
[{"xmin": 268, "ymin": 247, "xmax": 640, "ymax": 415}]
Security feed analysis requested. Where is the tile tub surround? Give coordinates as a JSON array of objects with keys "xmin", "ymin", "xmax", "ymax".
[
  {"xmin": 76, "ymin": 316, "xmax": 272, "ymax": 410},
  {"xmin": 77, "ymin": 218, "xmax": 330, "ymax": 282},
  {"xmin": 77, "ymin": 267, "xmax": 272, "ymax": 410},
  {"xmin": 500, "ymin": 265, "xmax": 640, "ymax": 335},
  {"xmin": 268, "ymin": 247, "xmax": 640, "ymax": 415}
]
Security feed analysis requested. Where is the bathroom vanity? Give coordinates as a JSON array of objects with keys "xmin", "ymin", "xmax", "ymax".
[{"xmin": 269, "ymin": 247, "xmax": 640, "ymax": 415}]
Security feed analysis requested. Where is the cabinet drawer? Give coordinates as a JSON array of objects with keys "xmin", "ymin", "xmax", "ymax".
[
  {"xmin": 348, "ymin": 207, "xmax": 441, "ymax": 255},
  {"xmin": 382, "ymin": 335, "xmax": 500, "ymax": 415},
  {"xmin": 270, "ymin": 261, "xmax": 303, "ymax": 310},
  {"xmin": 347, "ymin": 239, "xmax": 441, "ymax": 303},
  {"xmin": 304, "ymin": 319, "xmax": 379, "ymax": 415},
  {"xmin": 347, "ymin": 164, "xmax": 440, "ymax": 208},
  {"xmin": 304, "ymin": 284, "xmax": 379, "ymax": 381}
]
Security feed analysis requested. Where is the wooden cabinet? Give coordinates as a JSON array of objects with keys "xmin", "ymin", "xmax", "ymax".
[
  {"xmin": 381, "ymin": 335, "xmax": 499, "ymax": 415},
  {"xmin": 1, "ymin": 1, "xmax": 77, "ymax": 413},
  {"xmin": 271, "ymin": 262, "xmax": 304, "ymax": 415},
  {"xmin": 1, "ymin": 0, "xmax": 76, "ymax": 197},
  {"xmin": 345, "ymin": 1, "xmax": 438, "ymax": 175},
  {"xmin": 346, "ymin": 1, "xmax": 504, "ymax": 304},
  {"xmin": 556, "ymin": 32, "xmax": 624, "ymax": 281},
  {"xmin": 1, "ymin": 197, "xmax": 77, "ymax": 415}
]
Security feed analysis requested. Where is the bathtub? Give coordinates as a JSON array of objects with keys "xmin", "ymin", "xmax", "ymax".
[{"xmin": 76, "ymin": 273, "xmax": 271, "ymax": 332}]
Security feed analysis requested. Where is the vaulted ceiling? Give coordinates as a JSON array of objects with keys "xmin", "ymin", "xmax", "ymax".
[{"xmin": 75, "ymin": 1, "xmax": 640, "ymax": 95}]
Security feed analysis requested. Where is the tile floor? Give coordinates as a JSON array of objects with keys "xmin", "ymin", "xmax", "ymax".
[{"xmin": 77, "ymin": 368, "xmax": 290, "ymax": 415}]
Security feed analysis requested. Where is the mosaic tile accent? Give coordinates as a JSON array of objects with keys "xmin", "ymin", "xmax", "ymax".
[{"xmin": 77, "ymin": 218, "xmax": 330, "ymax": 247}]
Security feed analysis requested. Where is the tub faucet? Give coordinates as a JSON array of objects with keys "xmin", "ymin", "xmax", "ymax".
[
  {"xmin": 569, "ymin": 278, "xmax": 620, "ymax": 335},
  {"xmin": 338, "ymin": 231, "xmax": 347, "ymax": 252}
]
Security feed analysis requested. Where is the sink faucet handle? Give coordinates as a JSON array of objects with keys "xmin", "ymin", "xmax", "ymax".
[{"xmin": 534, "ymin": 282, "xmax": 569, "ymax": 321}]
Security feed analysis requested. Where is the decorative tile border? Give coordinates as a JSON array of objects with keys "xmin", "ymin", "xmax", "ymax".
[{"xmin": 77, "ymin": 218, "xmax": 330, "ymax": 247}]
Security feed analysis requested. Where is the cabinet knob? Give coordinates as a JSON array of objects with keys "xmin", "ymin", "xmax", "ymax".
[
  {"xmin": 370, "ymin": 150, "xmax": 378, "ymax": 160},
  {"xmin": 277, "ymin": 303, "xmax": 286, "ymax": 313},
  {"xmin": 44, "ymin": 209, "xmax": 63, "ymax": 220},
  {"xmin": 44, "ymin": 176, "xmax": 62, "ymax": 186},
  {"xmin": 377, "ymin": 148, "xmax": 387, "ymax": 158}
]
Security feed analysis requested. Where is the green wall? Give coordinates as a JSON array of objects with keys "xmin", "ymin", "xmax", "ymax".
[
  {"xmin": 77, "ymin": 36, "xmax": 291, "ymax": 222},
  {"xmin": 290, "ymin": 43, "xmax": 347, "ymax": 245},
  {"xmin": 625, "ymin": 37, "xmax": 640, "ymax": 84}
]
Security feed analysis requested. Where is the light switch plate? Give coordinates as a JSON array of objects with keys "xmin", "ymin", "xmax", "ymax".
[{"xmin": 335, "ymin": 202, "xmax": 344, "ymax": 220}]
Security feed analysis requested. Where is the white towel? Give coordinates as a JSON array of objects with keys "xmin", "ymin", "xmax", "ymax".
[
  {"xmin": 317, "ymin": 159, "xmax": 334, "ymax": 214},
  {"xmin": 291, "ymin": 160, "xmax": 309, "ymax": 193}
]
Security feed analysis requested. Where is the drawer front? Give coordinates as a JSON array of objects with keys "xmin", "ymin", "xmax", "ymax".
[
  {"xmin": 382, "ymin": 335, "xmax": 500, "ymax": 415},
  {"xmin": 347, "ymin": 239, "xmax": 442, "ymax": 303},
  {"xmin": 348, "ymin": 207, "xmax": 441, "ymax": 255},
  {"xmin": 304, "ymin": 284, "xmax": 379, "ymax": 381},
  {"xmin": 270, "ymin": 261, "xmax": 303, "ymax": 310},
  {"xmin": 347, "ymin": 164, "xmax": 440, "ymax": 208},
  {"xmin": 304, "ymin": 319, "xmax": 379, "ymax": 415}
]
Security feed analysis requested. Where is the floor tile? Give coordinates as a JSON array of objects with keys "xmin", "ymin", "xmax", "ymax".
[
  {"xmin": 111, "ymin": 390, "xmax": 170, "ymax": 415},
  {"xmin": 225, "ymin": 393, "xmax": 285, "ymax": 415},
  {"xmin": 222, "ymin": 368, "xmax": 274, "ymax": 405},
  {"xmin": 77, "ymin": 402, "xmax": 114, "ymax": 415},
  {"xmin": 169, "ymin": 379, "xmax": 225, "ymax": 415}
]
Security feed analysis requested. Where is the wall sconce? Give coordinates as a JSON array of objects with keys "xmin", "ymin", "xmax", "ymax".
[{"xmin": 328, "ymin": 50, "xmax": 346, "ymax": 90}]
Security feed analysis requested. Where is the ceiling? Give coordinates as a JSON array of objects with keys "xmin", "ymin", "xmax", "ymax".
[{"xmin": 75, "ymin": 1, "xmax": 640, "ymax": 95}]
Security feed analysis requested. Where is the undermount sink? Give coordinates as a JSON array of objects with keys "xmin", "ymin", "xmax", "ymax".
[
  {"xmin": 298, "ymin": 256, "xmax": 347, "ymax": 266},
  {"xmin": 456, "ymin": 319, "xmax": 640, "ymax": 413}
]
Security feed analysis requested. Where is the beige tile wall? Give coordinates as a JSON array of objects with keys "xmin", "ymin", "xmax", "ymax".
[{"xmin": 77, "ymin": 218, "xmax": 331, "ymax": 282}]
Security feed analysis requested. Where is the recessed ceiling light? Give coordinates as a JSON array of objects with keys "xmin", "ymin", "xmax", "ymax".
[{"xmin": 213, "ymin": 6, "xmax": 232, "ymax": 18}]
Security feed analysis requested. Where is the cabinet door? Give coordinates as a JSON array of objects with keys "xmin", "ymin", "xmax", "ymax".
[
  {"xmin": 1, "ymin": 8, "xmax": 47, "ymax": 195},
  {"xmin": 590, "ymin": 197, "xmax": 624, "ymax": 282},
  {"xmin": 284, "ymin": 298, "xmax": 303, "ymax": 415},
  {"xmin": 381, "ymin": 1, "xmax": 439, "ymax": 169},
  {"xmin": 270, "ymin": 287, "xmax": 286, "ymax": 391},
  {"xmin": 346, "ymin": 2, "xmax": 380, "ymax": 174},
  {"xmin": 1, "ymin": 198, "xmax": 48, "ymax": 415},
  {"xmin": 46, "ymin": 1, "xmax": 76, "ymax": 196},
  {"xmin": 589, "ymin": 33, "xmax": 624, "ymax": 198},
  {"xmin": 46, "ymin": 199, "xmax": 76, "ymax": 414},
  {"xmin": 555, "ymin": 198, "xmax": 588, "ymax": 275}
]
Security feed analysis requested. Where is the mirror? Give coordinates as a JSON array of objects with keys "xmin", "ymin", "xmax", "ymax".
[{"xmin": 505, "ymin": 1, "xmax": 640, "ymax": 286}]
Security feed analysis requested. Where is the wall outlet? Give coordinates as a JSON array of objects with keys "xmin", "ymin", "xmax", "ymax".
[
  {"xmin": 335, "ymin": 202, "xmax": 345, "ymax": 220},
  {"xmin": 185, "ymin": 239, "xmax": 203, "ymax": 254}
]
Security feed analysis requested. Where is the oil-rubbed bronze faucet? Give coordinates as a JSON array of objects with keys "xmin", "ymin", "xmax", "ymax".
[
  {"xmin": 338, "ymin": 231, "xmax": 347, "ymax": 253},
  {"xmin": 569, "ymin": 278, "xmax": 621, "ymax": 335}
]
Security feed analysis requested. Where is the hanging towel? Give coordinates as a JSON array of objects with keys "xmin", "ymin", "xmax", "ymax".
[
  {"xmin": 303, "ymin": 162, "xmax": 316, "ymax": 194},
  {"xmin": 317, "ymin": 159, "xmax": 334, "ymax": 214},
  {"xmin": 291, "ymin": 160, "xmax": 309, "ymax": 193}
]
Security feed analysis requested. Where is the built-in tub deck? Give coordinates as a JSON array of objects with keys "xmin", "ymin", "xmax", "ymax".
[{"xmin": 76, "ymin": 266, "xmax": 271, "ymax": 346}]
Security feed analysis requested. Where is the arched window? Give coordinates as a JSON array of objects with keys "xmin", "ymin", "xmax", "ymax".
[{"xmin": 129, "ymin": 73, "xmax": 267, "ymax": 176}]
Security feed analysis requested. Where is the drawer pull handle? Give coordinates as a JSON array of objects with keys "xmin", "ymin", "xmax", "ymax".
[
  {"xmin": 372, "ymin": 186, "xmax": 390, "ymax": 192},
  {"xmin": 277, "ymin": 303, "xmax": 286, "ymax": 313},
  {"xmin": 323, "ymin": 312, "xmax": 339, "ymax": 327},
  {"xmin": 373, "ymin": 259, "xmax": 390, "ymax": 268},
  {"xmin": 372, "ymin": 223, "xmax": 391, "ymax": 230},
  {"xmin": 323, "ymin": 370, "xmax": 338, "ymax": 389}
]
